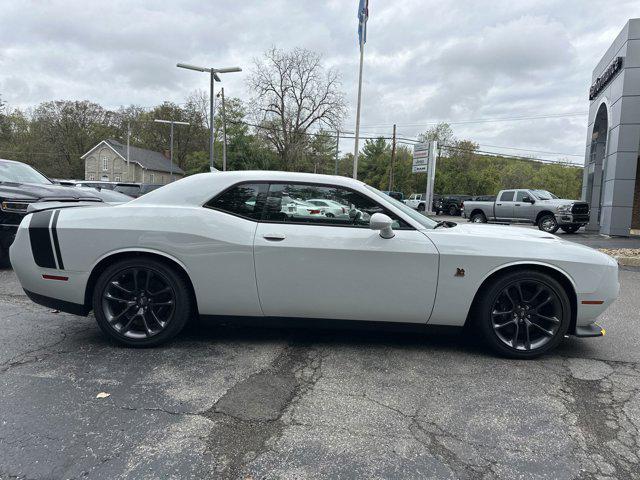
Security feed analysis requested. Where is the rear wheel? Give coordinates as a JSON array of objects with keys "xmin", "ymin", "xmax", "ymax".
[
  {"xmin": 538, "ymin": 214, "xmax": 559, "ymax": 233},
  {"xmin": 470, "ymin": 212, "xmax": 487, "ymax": 223},
  {"xmin": 476, "ymin": 270, "xmax": 570, "ymax": 359},
  {"xmin": 448, "ymin": 205, "xmax": 458, "ymax": 216},
  {"xmin": 92, "ymin": 257, "xmax": 193, "ymax": 347},
  {"xmin": 417, "ymin": 203, "xmax": 425, "ymax": 212},
  {"xmin": 560, "ymin": 225, "xmax": 580, "ymax": 234}
]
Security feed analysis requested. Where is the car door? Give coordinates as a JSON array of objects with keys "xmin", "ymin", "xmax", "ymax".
[
  {"xmin": 494, "ymin": 190, "xmax": 515, "ymax": 220},
  {"xmin": 253, "ymin": 182, "xmax": 439, "ymax": 323},
  {"xmin": 513, "ymin": 190, "xmax": 535, "ymax": 222}
]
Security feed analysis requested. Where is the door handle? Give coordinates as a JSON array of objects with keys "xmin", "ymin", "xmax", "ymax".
[
  {"xmin": 515, "ymin": 204, "xmax": 521, "ymax": 206},
  {"xmin": 262, "ymin": 233, "xmax": 286, "ymax": 241},
  {"xmin": 496, "ymin": 203, "xmax": 502, "ymax": 206}
]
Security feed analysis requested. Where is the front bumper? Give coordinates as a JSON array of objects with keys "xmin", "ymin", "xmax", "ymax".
[
  {"xmin": 574, "ymin": 323, "xmax": 606, "ymax": 337},
  {"xmin": 554, "ymin": 213, "xmax": 589, "ymax": 225}
]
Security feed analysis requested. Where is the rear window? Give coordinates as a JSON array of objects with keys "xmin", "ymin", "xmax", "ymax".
[
  {"xmin": 115, "ymin": 185, "xmax": 141, "ymax": 195},
  {"xmin": 499, "ymin": 191, "xmax": 515, "ymax": 202},
  {"xmin": 205, "ymin": 183, "xmax": 268, "ymax": 220}
]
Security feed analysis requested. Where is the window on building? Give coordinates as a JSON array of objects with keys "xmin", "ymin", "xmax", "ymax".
[
  {"xmin": 102, "ymin": 155, "xmax": 108, "ymax": 171},
  {"xmin": 87, "ymin": 173, "xmax": 95, "ymax": 181},
  {"xmin": 114, "ymin": 175, "xmax": 121, "ymax": 182},
  {"xmin": 150, "ymin": 173, "xmax": 155, "ymax": 183},
  {"xmin": 101, "ymin": 174, "xmax": 109, "ymax": 181}
]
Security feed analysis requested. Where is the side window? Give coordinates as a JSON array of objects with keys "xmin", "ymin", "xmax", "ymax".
[
  {"xmin": 515, "ymin": 191, "xmax": 527, "ymax": 202},
  {"xmin": 499, "ymin": 190, "xmax": 515, "ymax": 202},
  {"xmin": 205, "ymin": 183, "xmax": 268, "ymax": 220},
  {"xmin": 263, "ymin": 183, "xmax": 410, "ymax": 229}
]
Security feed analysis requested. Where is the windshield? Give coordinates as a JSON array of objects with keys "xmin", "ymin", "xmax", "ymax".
[
  {"xmin": 0, "ymin": 162, "xmax": 52, "ymax": 184},
  {"xmin": 115, "ymin": 185, "xmax": 141, "ymax": 195},
  {"xmin": 531, "ymin": 189, "xmax": 557, "ymax": 200},
  {"xmin": 366, "ymin": 185, "xmax": 438, "ymax": 229}
]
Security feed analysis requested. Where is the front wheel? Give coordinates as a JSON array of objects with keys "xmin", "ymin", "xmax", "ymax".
[
  {"xmin": 538, "ymin": 214, "xmax": 559, "ymax": 233},
  {"xmin": 417, "ymin": 204, "xmax": 425, "ymax": 212},
  {"xmin": 560, "ymin": 225, "xmax": 580, "ymax": 234},
  {"xmin": 476, "ymin": 270, "xmax": 571, "ymax": 359},
  {"xmin": 92, "ymin": 257, "xmax": 193, "ymax": 347}
]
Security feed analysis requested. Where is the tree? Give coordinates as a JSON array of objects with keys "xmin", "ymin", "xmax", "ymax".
[{"xmin": 248, "ymin": 47, "xmax": 346, "ymax": 170}]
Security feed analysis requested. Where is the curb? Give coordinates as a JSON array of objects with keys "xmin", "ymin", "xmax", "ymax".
[{"xmin": 614, "ymin": 256, "xmax": 640, "ymax": 267}]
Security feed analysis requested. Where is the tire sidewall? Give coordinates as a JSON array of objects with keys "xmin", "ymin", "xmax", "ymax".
[
  {"xmin": 92, "ymin": 258, "xmax": 192, "ymax": 347},
  {"xmin": 471, "ymin": 213, "xmax": 486, "ymax": 223},
  {"xmin": 538, "ymin": 214, "xmax": 559, "ymax": 233},
  {"xmin": 476, "ymin": 270, "xmax": 571, "ymax": 359}
]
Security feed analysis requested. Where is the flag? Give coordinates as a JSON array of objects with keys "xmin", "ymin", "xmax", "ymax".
[{"xmin": 358, "ymin": 0, "xmax": 369, "ymax": 46}]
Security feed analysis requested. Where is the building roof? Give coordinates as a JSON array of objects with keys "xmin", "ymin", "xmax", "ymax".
[{"xmin": 82, "ymin": 139, "xmax": 185, "ymax": 175}]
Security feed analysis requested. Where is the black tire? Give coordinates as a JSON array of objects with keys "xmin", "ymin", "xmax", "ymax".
[
  {"xmin": 0, "ymin": 247, "xmax": 10, "ymax": 269},
  {"xmin": 538, "ymin": 214, "xmax": 559, "ymax": 233},
  {"xmin": 448, "ymin": 205, "xmax": 458, "ymax": 216},
  {"xmin": 325, "ymin": 213, "xmax": 335, "ymax": 218},
  {"xmin": 92, "ymin": 257, "xmax": 193, "ymax": 347},
  {"xmin": 560, "ymin": 225, "xmax": 580, "ymax": 234},
  {"xmin": 470, "ymin": 212, "xmax": 487, "ymax": 223},
  {"xmin": 417, "ymin": 203, "xmax": 425, "ymax": 212},
  {"xmin": 475, "ymin": 270, "xmax": 571, "ymax": 359}
]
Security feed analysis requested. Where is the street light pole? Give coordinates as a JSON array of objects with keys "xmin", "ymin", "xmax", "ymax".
[
  {"xmin": 218, "ymin": 87, "xmax": 228, "ymax": 171},
  {"xmin": 177, "ymin": 63, "xmax": 242, "ymax": 171},
  {"xmin": 154, "ymin": 119, "xmax": 190, "ymax": 183}
]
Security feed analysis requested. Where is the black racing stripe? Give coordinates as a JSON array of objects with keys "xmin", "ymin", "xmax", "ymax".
[
  {"xmin": 51, "ymin": 210, "xmax": 64, "ymax": 270},
  {"xmin": 29, "ymin": 210, "xmax": 56, "ymax": 268}
]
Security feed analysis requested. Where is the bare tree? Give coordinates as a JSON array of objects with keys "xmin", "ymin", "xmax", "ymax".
[{"xmin": 248, "ymin": 47, "xmax": 346, "ymax": 170}]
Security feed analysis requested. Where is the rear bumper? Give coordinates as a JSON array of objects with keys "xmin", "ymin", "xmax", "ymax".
[{"xmin": 24, "ymin": 289, "xmax": 90, "ymax": 316}]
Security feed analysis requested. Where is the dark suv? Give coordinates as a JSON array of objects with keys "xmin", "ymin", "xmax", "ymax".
[
  {"xmin": 435, "ymin": 195, "xmax": 473, "ymax": 216},
  {"xmin": 0, "ymin": 159, "xmax": 102, "ymax": 267}
]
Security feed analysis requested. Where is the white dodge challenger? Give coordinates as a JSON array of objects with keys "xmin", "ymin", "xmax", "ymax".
[{"xmin": 10, "ymin": 171, "xmax": 619, "ymax": 358}]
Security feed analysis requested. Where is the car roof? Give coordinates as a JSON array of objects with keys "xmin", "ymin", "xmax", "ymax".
[{"xmin": 131, "ymin": 171, "xmax": 366, "ymax": 207}]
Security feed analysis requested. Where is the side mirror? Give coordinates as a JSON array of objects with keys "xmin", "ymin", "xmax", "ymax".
[
  {"xmin": 522, "ymin": 196, "xmax": 534, "ymax": 204},
  {"xmin": 370, "ymin": 212, "xmax": 395, "ymax": 239}
]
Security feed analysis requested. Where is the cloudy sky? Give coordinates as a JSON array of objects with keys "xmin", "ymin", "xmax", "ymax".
[{"xmin": 0, "ymin": 0, "xmax": 638, "ymax": 164}]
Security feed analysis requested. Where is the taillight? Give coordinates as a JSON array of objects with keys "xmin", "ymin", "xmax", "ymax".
[{"xmin": 308, "ymin": 209, "xmax": 321, "ymax": 214}]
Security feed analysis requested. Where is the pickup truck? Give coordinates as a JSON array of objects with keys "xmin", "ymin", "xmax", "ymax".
[{"xmin": 462, "ymin": 189, "xmax": 590, "ymax": 233}]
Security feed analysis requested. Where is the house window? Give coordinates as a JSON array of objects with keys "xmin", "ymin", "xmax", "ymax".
[
  {"xmin": 101, "ymin": 174, "xmax": 109, "ymax": 181},
  {"xmin": 87, "ymin": 173, "xmax": 95, "ymax": 180},
  {"xmin": 102, "ymin": 155, "xmax": 108, "ymax": 171},
  {"xmin": 114, "ymin": 175, "xmax": 121, "ymax": 182},
  {"xmin": 150, "ymin": 173, "xmax": 155, "ymax": 183}
]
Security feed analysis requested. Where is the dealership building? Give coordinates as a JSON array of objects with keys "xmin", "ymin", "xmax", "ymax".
[{"xmin": 583, "ymin": 18, "xmax": 640, "ymax": 236}]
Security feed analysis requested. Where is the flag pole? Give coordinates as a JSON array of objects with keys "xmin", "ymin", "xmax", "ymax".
[{"xmin": 353, "ymin": 37, "xmax": 365, "ymax": 179}]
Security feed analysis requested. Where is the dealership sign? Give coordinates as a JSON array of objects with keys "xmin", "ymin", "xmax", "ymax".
[
  {"xmin": 589, "ymin": 56, "xmax": 624, "ymax": 100},
  {"xmin": 412, "ymin": 142, "xmax": 431, "ymax": 173}
]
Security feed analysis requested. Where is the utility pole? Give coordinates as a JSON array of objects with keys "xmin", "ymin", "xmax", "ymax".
[
  {"xmin": 177, "ymin": 63, "xmax": 242, "ymax": 171},
  {"xmin": 154, "ymin": 119, "xmax": 190, "ymax": 183},
  {"xmin": 126, "ymin": 121, "xmax": 131, "ymax": 181},
  {"xmin": 217, "ymin": 87, "xmax": 228, "ymax": 171},
  {"xmin": 389, "ymin": 124, "xmax": 396, "ymax": 190},
  {"xmin": 334, "ymin": 130, "xmax": 340, "ymax": 175}
]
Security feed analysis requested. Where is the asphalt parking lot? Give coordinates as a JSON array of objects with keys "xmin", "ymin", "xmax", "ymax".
[{"xmin": 1, "ymin": 227, "xmax": 640, "ymax": 479}]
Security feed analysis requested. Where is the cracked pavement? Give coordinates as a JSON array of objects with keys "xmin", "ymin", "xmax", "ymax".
[{"xmin": 0, "ymin": 267, "xmax": 639, "ymax": 479}]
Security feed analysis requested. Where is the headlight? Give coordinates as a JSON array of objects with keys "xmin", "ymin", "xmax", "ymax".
[
  {"xmin": 1, "ymin": 200, "xmax": 32, "ymax": 213},
  {"xmin": 556, "ymin": 204, "xmax": 572, "ymax": 213}
]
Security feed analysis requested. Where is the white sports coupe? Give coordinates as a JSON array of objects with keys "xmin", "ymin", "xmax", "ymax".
[{"xmin": 10, "ymin": 171, "xmax": 619, "ymax": 358}]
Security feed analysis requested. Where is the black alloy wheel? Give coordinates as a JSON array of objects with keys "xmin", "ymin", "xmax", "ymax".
[
  {"xmin": 93, "ymin": 257, "xmax": 193, "ymax": 347},
  {"xmin": 476, "ymin": 270, "xmax": 570, "ymax": 358},
  {"xmin": 538, "ymin": 214, "xmax": 559, "ymax": 233}
]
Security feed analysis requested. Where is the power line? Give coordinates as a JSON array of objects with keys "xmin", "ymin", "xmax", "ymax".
[{"xmin": 359, "ymin": 112, "xmax": 588, "ymax": 128}]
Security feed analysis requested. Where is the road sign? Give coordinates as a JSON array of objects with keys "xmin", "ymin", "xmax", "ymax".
[{"xmin": 412, "ymin": 141, "xmax": 438, "ymax": 214}]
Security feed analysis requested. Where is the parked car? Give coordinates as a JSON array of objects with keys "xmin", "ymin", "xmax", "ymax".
[
  {"xmin": 307, "ymin": 198, "xmax": 349, "ymax": 218},
  {"xmin": 435, "ymin": 195, "xmax": 474, "ymax": 216},
  {"xmin": 281, "ymin": 197, "xmax": 327, "ymax": 219},
  {"xmin": 462, "ymin": 189, "xmax": 590, "ymax": 233},
  {"xmin": 10, "ymin": 171, "xmax": 617, "ymax": 358},
  {"xmin": 381, "ymin": 191, "xmax": 404, "ymax": 202},
  {"xmin": 404, "ymin": 193, "xmax": 426, "ymax": 211},
  {"xmin": 114, "ymin": 183, "xmax": 163, "ymax": 198},
  {"xmin": 75, "ymin": 187, "xmax": 133, "ymax": 205},
  {"xmin": 0, "ymin": 159, "xmax": 103, "ymax": 267},
  {"xmin": 55, "ymin": 180, "xmax": 118, "ymax": 190}
]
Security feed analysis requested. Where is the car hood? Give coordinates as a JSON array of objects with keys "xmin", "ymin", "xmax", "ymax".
[
  {"xmin": 534, "ymin": 198, "xmax": 587, "ymax": 207},
  {"xmin": 0, "ymin": 182, "xmax": 102, "ymax": 202},
  {"xmin": 445, "ymin": 222, "xmax": 562, "ymax": 241}
]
